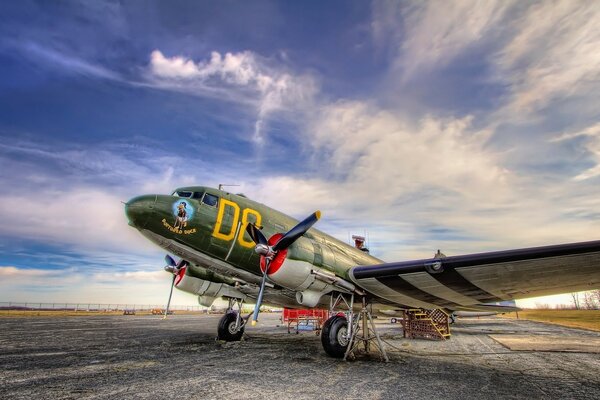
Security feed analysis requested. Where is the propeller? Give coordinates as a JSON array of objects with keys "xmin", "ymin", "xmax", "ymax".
[
  {"xmin": 163, "ymin": 255, "xmax": 188, "ymax": 319},
  {"xmin": 246, "ymin": 210, "xmax": 321, "ymax": 325}
]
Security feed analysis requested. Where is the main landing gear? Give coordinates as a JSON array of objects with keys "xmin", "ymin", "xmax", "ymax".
[
  {"xmin": 321, "ymin": 293, "xmax": 389, "ymax": 361},
  {"xmin": 217, "ymin": 297, "xmax": 247, "ymax": 342}
]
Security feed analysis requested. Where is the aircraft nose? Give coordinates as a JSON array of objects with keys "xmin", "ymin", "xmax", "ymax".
[{"xmin": 125, "ymin": 195, "xmax": 157, "ymax": 228}]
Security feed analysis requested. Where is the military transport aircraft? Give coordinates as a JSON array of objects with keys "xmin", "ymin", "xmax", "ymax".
[{"xmin": 125, "ymin": 186, "xmax": 600, "ymax": 358}]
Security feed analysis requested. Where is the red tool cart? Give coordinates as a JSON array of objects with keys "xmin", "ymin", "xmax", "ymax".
[{"xmin": 282, "ymin": 308, "xmax": 329, "ymax": 335}]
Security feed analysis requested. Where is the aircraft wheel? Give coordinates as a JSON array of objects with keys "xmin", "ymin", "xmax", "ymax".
[
  {"xmin": 217, "ymin": 312, "xmax": 244, "ymax": 341},
  {"xmin": 321, "ymin": 315, "xmax": 349, "ymax": 358},
  {"xmin": 390, "ymin": 317, "xmax": 397, "ymax": 324}
]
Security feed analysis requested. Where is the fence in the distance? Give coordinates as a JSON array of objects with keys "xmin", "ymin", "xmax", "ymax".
[{"xmin": 0, "ymin": 301, "xmax": 204, "ymax": 312}]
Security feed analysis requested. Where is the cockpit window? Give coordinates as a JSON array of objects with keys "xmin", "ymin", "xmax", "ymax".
[
  {"xmin": 173, "ymin": 191, "xmax": 192, "ymax": 198},
  {"xmin": 192, "ymin": 192, "xmax": 204, "ymax": 199},
  {"xmin": 202, "ymin": 193, "xmax": 218, "ymax": 207}
]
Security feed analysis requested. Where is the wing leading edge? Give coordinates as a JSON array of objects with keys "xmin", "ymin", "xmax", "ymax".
[{"xmin": 349, "ymin": 240, "xmax": 600, "ymax": 311}]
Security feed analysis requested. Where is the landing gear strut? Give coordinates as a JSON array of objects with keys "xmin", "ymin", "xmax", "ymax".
[
  {"xmin": 321, "ymin": 293, "xmax": 389, "ymax": 361},
  {"xmin": 217, "ymin": 297, "xmax": 247, "ymax": 342}
]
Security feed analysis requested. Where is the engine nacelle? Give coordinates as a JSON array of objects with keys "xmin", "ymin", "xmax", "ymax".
[
  {"xmin": 268, "ymin": 258, "xmax": 334, "ymax": 293},
  {"xmin": 296, "ymin": 289, "xmax": 328, "ymax": 307},
  {"xmin": 176, "ymin": 271, "xmax": 246, "ymax": 307}
]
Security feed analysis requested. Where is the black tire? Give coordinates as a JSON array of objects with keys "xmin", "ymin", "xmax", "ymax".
[
  {"xmin": 390, "ymin": 317, "xmax": 397, "ymax": 324},
  {"xmin": 217, "ymin": 312, "xmax": 244, "ymax": 341},
  {"xmin": 321, "ymin": 315, "xmax": 349, "ymax": 358}
]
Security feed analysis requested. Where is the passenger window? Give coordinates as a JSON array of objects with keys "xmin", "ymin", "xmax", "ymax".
[{"xmin": 202, "ymin": 193, "xmax": 218, "ymax": 207}]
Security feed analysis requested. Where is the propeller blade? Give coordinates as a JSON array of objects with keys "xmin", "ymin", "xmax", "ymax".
[
  {"xmin": 165, "ymin": 254, "xmax": 176, "ymax": 267},
  {"xmin": 163, "ymin": 274, "xmax": 176, "ymax": 320},
  {"xmin": 246, "ymin": 223, "xmax": 268, "ymax": 246},
  {"xmin": 273, "ymin": 211, "xmax": 321, "ymax": 252},
  {"xmin": 251, "ymin": 259, "xmax": 270, "ymax": 326}
]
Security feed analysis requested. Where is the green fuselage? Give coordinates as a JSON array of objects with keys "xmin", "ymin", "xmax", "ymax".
[{"xmin": 125, "ymin": 186, "xmax": 382, "ymax": 285}]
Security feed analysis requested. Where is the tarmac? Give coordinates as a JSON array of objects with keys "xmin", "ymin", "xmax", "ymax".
[{"xmin": 1, "ymin": 313, "xmax": 599, "ymax": 399}]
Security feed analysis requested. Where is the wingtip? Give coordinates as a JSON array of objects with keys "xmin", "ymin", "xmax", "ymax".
[{"xmin": 315, "ymin": 210, "xmax": 321, "ymax": 220}]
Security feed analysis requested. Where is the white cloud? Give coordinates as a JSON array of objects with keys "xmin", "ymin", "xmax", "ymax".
[
  {"xmin": 148, "ymin": 50, "xmax": 317, "ymax": 144},
  {"xmin": 0, "ymin": 266, "xmax": 57, "ymax": 277},
  {"xmin": 495, "ymin": 1, "xmax": 600, "ymax": 114},
  {"xmin": 372, "ymin": 1, "xmax": 600, "ymax": 124},
  {"xmin": 0, "ymin": 266, "xmax": 196, "ymax": 306},
  {"xmin": 4, "ymin": 39, "xmax": 122, "ymax": 81},
  {"xmin": 0, "ymin": 266, "xmax": 81, "ymax": 287},
  {"xmin": 240, "ymin": 100, "xmax": 600, "ymax": 262},
  {"xmin": 0, "ymin": 187, "xmax": 148, "ymax": 252},
  {"xmin": 372, "ymin": 0, "xmax": 515, "ymax": 80},
  {"xmin": 92, "ymin": 270, "xmax": 165, "ymax": 282},
  {"xmin": 552, "ymin": 122, "xmax": 600, "ymax": 181},
  {"xmin": 309, "ymin": 101, "xmax": 509, "ymax": 202}
]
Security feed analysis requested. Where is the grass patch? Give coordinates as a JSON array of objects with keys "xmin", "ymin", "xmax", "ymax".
[{"xmin": 501, "ymin": 309, "xmax": 600, "ymax": 332}]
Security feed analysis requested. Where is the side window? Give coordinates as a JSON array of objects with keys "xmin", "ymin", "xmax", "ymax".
[
  {"xmin": 202, "ymin": 193, "xmax": 218, "ymax": 207},
  {"xmin": 192, "ymin": 192, "xmax": 204, "ymax": 199},
  {"xmin": 176, "ymin": 191, "xmax": 192, "ymax": 198}
]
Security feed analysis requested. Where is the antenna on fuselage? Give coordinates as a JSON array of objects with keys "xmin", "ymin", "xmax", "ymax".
[{"xmin": 218, "ymin": 184, "xmax": 240, "ymax": 191}]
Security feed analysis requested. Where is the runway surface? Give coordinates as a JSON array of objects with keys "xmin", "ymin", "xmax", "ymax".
[{"xmin": 1, "ymin": 313, "xmax": 599, "ymax": 399}]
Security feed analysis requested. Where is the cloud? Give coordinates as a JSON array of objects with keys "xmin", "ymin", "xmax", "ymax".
[
  {"xmin": 0, "ymin": 138, "xmax": 221, "ymax": 195},
  {"xmin": 309, "ymin": 101, "xmax": 509, "ymax": 201},
  {"xmin": 25, "ymin": 41, "xmax": 121, "ymax": 80},
  {"xmin": 0, "ymin": 187, "xmax": 146, "ymax": 252},
  {"xmin": 0, "ymin": 266, "xmax": 57, "ymax": 277},
  {"xmin": 241, "ymin": 102, "xmax": 507, "ymax": 257},
  {"xmin": 552, "ymin": 122, "xmax": 600, "ymax": 181},
  {"xmin": 372, "ymin": 0, "xmax": 515, "ymax": 80},
  {"xmin": 494, "ymin": 1, "xmax": 600, "ymax": 115},
  {"xmin": 0, "ymin": 136, "xmax": 266, "ymax": 279},
  {"xmin": 240, "ymin": 100, "xmax": 600, "ymax": 261},
  {"xmin": 0, "ymin": 265, "xmax": 196, "ymax": 305},
  {"xmin": 0, "ymin": 266, "xmax": 82, "ymax": 288},
  {"xmin": 0, "ymin": 39, "xmax": 122, "ymax": 81},
  {"xmin": 147, "ymin": 50, "xmax": 317, "ymax": 144},
  {"xmin": 92, "ymin": 270, "xmax": 165, "ymax": 283},
  {"xmin": 0, "ymin": 140, "xmax": 210, "ymax": 254},
  {"xmin": 371, "ymin": 1, "xmax": 600, "ymax": 126}
]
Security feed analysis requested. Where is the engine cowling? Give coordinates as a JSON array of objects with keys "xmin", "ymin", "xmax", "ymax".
[
  {"xmin": 175, "ymin": 268, "xmax": 246, "ymax": 307},
  {"xmin": 258, "ymin": 236, "xmax": 336, "ymax": 307},
  {"xmin": 296, "ymin": 290, "xmax": 326, "ymax": 307}
]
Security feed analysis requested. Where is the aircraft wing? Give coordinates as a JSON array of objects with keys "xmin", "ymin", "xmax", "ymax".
[{"xmin": 348, "ymin": 240, "xmax": 600, "ymax": 312}]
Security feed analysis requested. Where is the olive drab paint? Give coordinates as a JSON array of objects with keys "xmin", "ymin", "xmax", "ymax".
[{"xmin": 212, "ymin": 198, "xmax": 262, "ymax": 248}]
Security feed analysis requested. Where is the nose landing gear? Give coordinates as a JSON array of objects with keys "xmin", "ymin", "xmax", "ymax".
[{"xmin": 217, "ymin": 297, "xmax": 248, "ymax": 341}]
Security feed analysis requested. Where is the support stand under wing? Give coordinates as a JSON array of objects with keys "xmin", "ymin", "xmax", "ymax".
[
  {"xmin": 343, "ymin": 297, "xmax": 389, "ymax": 362},
  {"xmin": 327, "ymin": 293, "xmax": 389, "ymax": 362}
]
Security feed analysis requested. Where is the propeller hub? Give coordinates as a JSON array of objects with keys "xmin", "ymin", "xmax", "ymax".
[
  {"xmin": 255, "ymin": 243, "xmax": 274, "ymax": 258},
  {"xmin": 164, "ymin": 266, "xmax": 178, "ymax": 274}
]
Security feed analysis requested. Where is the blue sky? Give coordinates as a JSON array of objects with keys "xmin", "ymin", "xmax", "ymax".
[{"xmin": 1, "ymin": 1, "xmax": 599, "ymax": 308}]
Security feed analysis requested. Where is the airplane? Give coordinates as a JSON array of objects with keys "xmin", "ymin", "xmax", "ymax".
[{"xmin": 125, "ymin": 185, "xmax": 600, "ymax": 358}]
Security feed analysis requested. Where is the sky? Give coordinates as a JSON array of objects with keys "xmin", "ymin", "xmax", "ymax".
[{"xmin": 1, "ymin": 0, "xmax": 599, "ymax": 309}]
